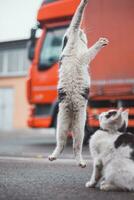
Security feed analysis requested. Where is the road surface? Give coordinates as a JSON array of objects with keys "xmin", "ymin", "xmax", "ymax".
[{"xmin": 0, "ymin": 129, "xmax": 133, "ymax": 200}]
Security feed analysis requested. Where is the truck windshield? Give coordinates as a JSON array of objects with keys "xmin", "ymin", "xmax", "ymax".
[{"xmin": 39, "ymin": 26, "xmax": 67, "ymax": 70}]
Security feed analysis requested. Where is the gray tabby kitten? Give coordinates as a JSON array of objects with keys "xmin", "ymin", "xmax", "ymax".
[{"xmin": 49, "ymin": 0, "xmax": 109, "ymax": 167}]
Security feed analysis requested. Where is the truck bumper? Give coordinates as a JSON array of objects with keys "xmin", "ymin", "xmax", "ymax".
[{"xmin": 27, "ymin": 116, "xmax": 52, "ymax": 128}]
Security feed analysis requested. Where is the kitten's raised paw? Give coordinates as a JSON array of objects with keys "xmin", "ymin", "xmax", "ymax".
[
  {"xmin": 98, "ymin": 38, "xmax": 109, "ymax": 47},
  {"xmin": 48, "ymin": 155, "xmax": 57, "ymax": 161}
]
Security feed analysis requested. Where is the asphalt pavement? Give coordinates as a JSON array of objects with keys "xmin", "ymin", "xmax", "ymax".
[
  {"xmin": 0, "ymin": 128, "xmax": 134, "ymax": 200},
  {"xmin": 0, "ymin": 128, "xmax": 89, "ymax": 159}
]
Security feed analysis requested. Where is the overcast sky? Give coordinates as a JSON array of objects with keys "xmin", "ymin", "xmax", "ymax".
[{"xmin": 0, "ymin": 0, "xmax": 42, "ymax": 42}]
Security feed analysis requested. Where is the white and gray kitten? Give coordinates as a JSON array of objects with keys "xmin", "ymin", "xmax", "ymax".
[
  {"xmin": 49, "ymin": 0, "xmax": 109, "ymax": 167},
  {"xmin": 86, "ymin": 108, "xmax": 134, "ymax": 191}
]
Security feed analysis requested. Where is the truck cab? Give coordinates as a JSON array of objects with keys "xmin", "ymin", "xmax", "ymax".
[
  {"xmin": 27, "ymin": 0, "xmax": 80, "ymax": 128},
  {"xmin": 27, "ymin": 0, "xmax": 134, "ymax": 132}
]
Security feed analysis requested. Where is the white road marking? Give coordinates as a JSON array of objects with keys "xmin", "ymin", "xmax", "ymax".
[{"xmin": 0, "ymin": 156, "xmax": 92, "ymax": 165}]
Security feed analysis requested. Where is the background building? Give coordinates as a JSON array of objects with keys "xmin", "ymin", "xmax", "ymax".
[
  {"xmin": 0, "ymin": 0, "xmax": 42, "ymax": 130},
  {"xmin": 0, "ymin": 39, "xmax": 30, "ymax": 130}
]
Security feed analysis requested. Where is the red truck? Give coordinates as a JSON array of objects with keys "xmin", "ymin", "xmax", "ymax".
[{"xmin": 27, "ymin": 0, "xmax": 134, "ymax": 136}]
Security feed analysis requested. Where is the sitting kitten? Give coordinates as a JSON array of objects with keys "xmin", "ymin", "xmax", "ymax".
[
  {"xmin": 48, "ymin": 0, "xmax": 109, "ymax": 168},
  {"xmin": 86, "ymin": 108, "xmax": 134, "ymax": 191}
]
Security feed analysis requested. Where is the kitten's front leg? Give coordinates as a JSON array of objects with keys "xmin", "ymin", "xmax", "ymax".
[
  {"xmin": 69, "ymin": 0, "xmax": 89, "ymax": 31},
  {"xmin": 85, "ymin": 158, "xmax": 103, "ymax": 188},
  {"xmin": 84, "ymin": 38, "xmax": 109, "ymax": 63}
]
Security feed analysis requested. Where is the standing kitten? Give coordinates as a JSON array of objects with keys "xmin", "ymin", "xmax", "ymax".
[
  {"xmin": 86, "ymin": 108, "xmax": 134, "ymax": 191},
  {"xmin": 49, "ymin": 0, "xmax": 109, "ymax": 167}
]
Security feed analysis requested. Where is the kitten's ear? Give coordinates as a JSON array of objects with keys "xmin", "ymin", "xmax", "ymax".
[
  {"xmin": 117, "ymin": 107, "xmax": 123, "ymax": 115},
  {"xmin": 122, "ymin": 109, "xmax": 129, "ymax": 118},
  {"xmin": 122, "ymin": 109, "xmax": 129, "ymax": 127}
]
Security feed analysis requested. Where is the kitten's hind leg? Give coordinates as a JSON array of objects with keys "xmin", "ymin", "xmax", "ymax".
[
  {"xmin": 72, "ymin": 106, "xmax": 87, "ymax": 168},
  {"xmin": 100, "ymin": 181, "xmax": 121, "ymax": 191},
  {"xmin": 48, "ymin": 106, "xmax": 71, "ymax": 161}
]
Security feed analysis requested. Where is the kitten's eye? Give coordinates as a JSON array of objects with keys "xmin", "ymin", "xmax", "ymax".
[{"xmin": 105, "ymin": 111, "xmax": 117, "ymax": 119}]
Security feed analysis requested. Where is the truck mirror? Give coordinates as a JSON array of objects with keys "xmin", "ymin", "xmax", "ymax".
[
  {"xmin": 28, "ymin": 27, "xmax": 38, "ymax": 61},
  {"xmin": 28, "ymin": 41, "xmax": 35, "ymax": 61}
]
